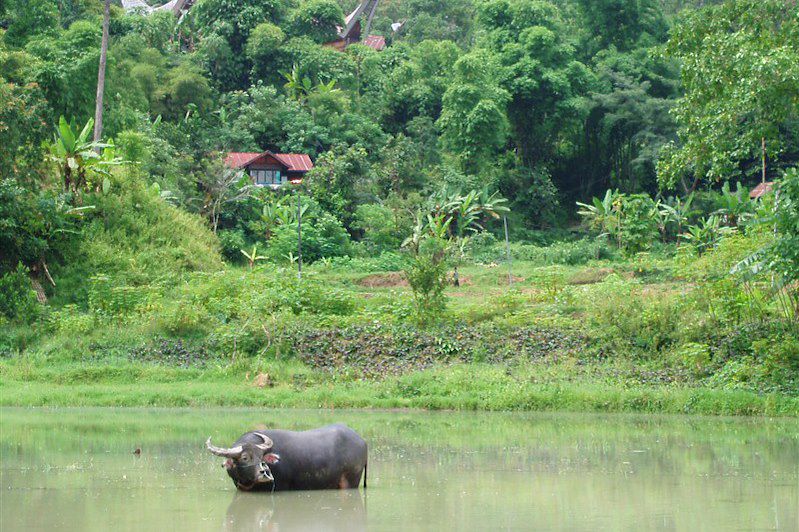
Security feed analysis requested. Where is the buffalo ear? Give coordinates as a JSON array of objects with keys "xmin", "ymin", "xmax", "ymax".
[{"xmin": 264, "ymin": 453, "xmax": 280, "ymax": 465}]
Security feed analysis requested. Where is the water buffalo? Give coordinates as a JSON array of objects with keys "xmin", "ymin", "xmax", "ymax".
[{"xmin": 206, "ymin": 424, "xmax": 367, "ymax": 492}]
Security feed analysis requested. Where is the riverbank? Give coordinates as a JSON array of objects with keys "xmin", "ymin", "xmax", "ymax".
[
  {"xmin": 3, "ymin": 234, "xmax": 798, "ymax": 417},
  {"xmin": 2, "ymin": 361, "xmax": 797, "ymax": 416}
]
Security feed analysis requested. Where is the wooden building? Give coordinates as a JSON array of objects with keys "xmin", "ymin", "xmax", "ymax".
[
  {"xmin": 325, "ymin": 0, "xmax": 387, "ymax": 52},
  {"xmin": 225, "ymin": 151, "xmax": 313, "ymax": 188}
]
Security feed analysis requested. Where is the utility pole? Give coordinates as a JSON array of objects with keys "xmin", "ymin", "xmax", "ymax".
[
  {"xmin": 290, "ymin": 178, "xmax": 303, "ymax": 280},
  {"xmin": 504, "ymin": 215, "xmax": 513, "ymax": 287},
  {"xmin": 297, "ymin": 187, "xmax": 302, "ymax": 280},
  {"xmin": 94, "ymin": 0, "xmax": 111, "ymax": 143}
]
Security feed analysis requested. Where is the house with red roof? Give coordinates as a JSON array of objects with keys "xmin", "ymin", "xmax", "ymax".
[{"xmin": 225, "ymin": 151, "xmax": 314, "ymax": 189}]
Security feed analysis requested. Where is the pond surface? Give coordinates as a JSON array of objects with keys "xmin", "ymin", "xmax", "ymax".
[{"xmin": 1, "ymin": 408, "xmax": 797, "ymax": 531}]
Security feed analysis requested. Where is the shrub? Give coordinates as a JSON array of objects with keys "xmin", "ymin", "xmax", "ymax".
[
  {"xmin": 513, "ymin": 239, "xmax": 613, "ymax": 265},
  {"xmin": 404, "ymin": 237, "xmax": 449, "ymax": 325},
  {"xmin": 87, "ymin": 275, "xmax": 155, "ymax": 317},
  {"xmin": 130, "ymin": 338, "xmax": 214, "ymax": 367},
  {"xmin": 267, "ymin": 212, "xmax": 351, "ymax": 263},
  {"xmin": 0, "ymin": 264, "xmax": 40, "ymax": 323},
  {"xmin": 677, "ymin": 342, "xmax": 712, "ymax": 377},
  {"xmin": 217, "ymin": 229, "xmax": 248, "ymax": 263},
  {"xmin": 52, "ymin": 171, "xmax": 223, "ymax": 304},
  {"xmin": 617, "ymin": 194, "xmax": 659, "ymax": 254},
  {"xmin": 586, "ymin": 275, "xmax": 680, "ymax": 353},
  {"xmin": 47, "ymin": 305, "xmax": 95, "ymax": 335},
  {"xmin": 353, "ymin": 203, "xmax": 409, "ymax": 253},
  {"xmin": 470, "ymin": 238, "xmax": 612, "ymax": 265},
  {"xmin": 754, "ymin": 335, "xmax": 799, "ymax": 386},
  {"xmin": 326, "ymin": 252, "xmax": 409, "ymax": 273}
]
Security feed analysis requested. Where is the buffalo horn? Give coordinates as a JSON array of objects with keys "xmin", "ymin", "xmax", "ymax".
[
  {"xmin": 253, "ymin": 432, "xmax": 274, "ymax": 451},
  {"xmin": 206, "ymin": 437, "xmax": 243, "ymax": 458}
]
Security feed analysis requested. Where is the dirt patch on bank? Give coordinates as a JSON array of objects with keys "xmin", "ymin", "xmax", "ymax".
[
  {"xmin": 358, "ymin": 272, "xmax": 473, "ymax": 288},
  {"xmin": 568, "ymin": 267, "xmax": 615, "ymax": 285},
  {"xmin": 358, "ymin": 272, "xmax": 408, "ymax": 288}
]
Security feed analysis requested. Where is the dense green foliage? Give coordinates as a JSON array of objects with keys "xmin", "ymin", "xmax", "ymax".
[{"xmin": 1, "ymin": 0, "xmax": 797, "ymax": 412}]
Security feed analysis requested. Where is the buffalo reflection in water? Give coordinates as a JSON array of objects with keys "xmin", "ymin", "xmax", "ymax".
[{"xmin": 222, "ymin": 489, "xmax": 367, "ymax": 531}]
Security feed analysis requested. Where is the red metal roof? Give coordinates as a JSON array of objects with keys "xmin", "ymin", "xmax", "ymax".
[
  {"xmin": 363, "ymin": 35, "xmax": 386, "ymax": 51},
  {"xmin": 225, "ymin": 152, "xmax": 261, "ymax": 168},
  {"xmin": 225, "ymin": 152, "xmax": 313, "ymax": 173},
  {"xmin": 749, "ymin": 181, "xmax": 774, "ymax": 199},
  {"xmin": 275, "ymin": 153, "xmax": 314, "ymax": 172}
]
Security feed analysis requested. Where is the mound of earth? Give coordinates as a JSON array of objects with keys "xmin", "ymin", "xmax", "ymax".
[{"xmin": 357, "ymin": 272, "xmax": 408, "ymax": 288}]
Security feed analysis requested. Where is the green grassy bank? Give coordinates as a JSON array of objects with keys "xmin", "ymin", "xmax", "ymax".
[
  {"xmin": 2, "ymin": 176, "xmax": 796, "ymax": 417},
  {"xmin": 2, "ymin": 361, "xmax": 797, "ymax": 416}
]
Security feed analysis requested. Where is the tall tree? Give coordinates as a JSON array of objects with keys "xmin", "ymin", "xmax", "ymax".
[
  {"xmin": 438, "ymin": 50, "xmax": 510, "ymax": 173},
  {"xmin": 658, "ymin": 0, "xmax": 799, "ymax": 190},
  {"xmin": 477, "ymin": 0, "xmax": 592, "ymax": 167},
  {"xmin": 93, "ymin": 0, "xmax": 111, "ymax": 143}
]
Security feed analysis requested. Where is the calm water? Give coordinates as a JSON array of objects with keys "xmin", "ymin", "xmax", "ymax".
[{"xmin": 1, "ymin": 408, "xmax": 797, "ymax": 531}]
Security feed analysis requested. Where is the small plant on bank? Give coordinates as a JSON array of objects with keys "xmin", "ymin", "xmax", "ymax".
[
  {"xmin": 241, "ymin": 245, "xmax": 267, "ymax": 270},
  {"xmin": 681, "ymin": 215, "xmax": 735, "ymax": 255},
  {"xmin": 404, "ymin": 236, "xmax": 450, "ymax": 326}
]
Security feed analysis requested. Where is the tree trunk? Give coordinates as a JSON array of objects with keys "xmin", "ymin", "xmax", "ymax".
[
  {"xmin": 94, "ymin": 0, "xmax": 111, "ymax": 144},
  {"xmin": 761, "ymin": 136, "xmax": 767, "ymax": 184}
]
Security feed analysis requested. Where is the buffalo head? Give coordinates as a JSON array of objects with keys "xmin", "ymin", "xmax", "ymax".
[{"xmin": 206, "ymin": 433, "xmax": 280, "ymax": 490}]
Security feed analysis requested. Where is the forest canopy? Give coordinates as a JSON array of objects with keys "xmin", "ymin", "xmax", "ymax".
[{"xmin": 1, "ymin": 0, "xmax": 797, "ymax": 263}]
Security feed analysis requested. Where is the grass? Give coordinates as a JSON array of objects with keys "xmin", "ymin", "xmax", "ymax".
[
  {"xmin": 4, "ymin": 230, "xmax": 797, "ymax": 416},
  {"xmin": 2, "ymin": 360, "xmax": 797, "ymax": 416}
]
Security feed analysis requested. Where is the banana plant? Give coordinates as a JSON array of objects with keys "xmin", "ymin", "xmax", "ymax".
[
  {"xmin": 50, "ymin": 116, "xmax": 114, "ymax": 193},
  {"xmin": 714, "ymin": 181, "xmax": 754, "ymax": 227},
  {"xmin": 428, "ymin": 187, "xmax": 509, "ymax": 238},
  {"xmin": 402, "ymin": 212, "xmax": 453, "ymax": 251},
  {"xmin": 680, "ymin": 215, "xmax": 735, "ymax": 255},
  {"xmin": 282, "ymin": 64, "xmax": 313, "ymax": 103},
  {"xmin": 658, "ymin": 193, "xmax": 694, "ymax": 240},
  {"xmin": 241, "ymin": 245, "xmax": 267, "ymax": 270},
  {"xmin": 576, "ymin": 189, "xmax": 620, "ymax": 239}
]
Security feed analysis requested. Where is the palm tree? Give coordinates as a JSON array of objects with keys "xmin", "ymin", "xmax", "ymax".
[{"xmin": 198, "ymin": 168, "xmax": 253, "ymax": 233}]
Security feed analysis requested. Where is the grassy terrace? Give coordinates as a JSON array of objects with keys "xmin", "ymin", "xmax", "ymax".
[{"xmin": 3, "ymin": 253, "xmax": 797, "ymax": 416}]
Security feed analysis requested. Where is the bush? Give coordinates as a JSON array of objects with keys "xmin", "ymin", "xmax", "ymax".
[
  {"xmin": 754, "ymin": 335, "xmax": 799, "ymax": 386},
  {"xmin": 504, "ymin": 239, "xmax": 612, "ymax": 266},
  {"xmin": 404, "ymin": 238, "xmax": 449, "ymax": 325},
  {"xmin": 677, "ymin": 342, "xmax": 712, "ymax": 377},
  {"xmin": 326, "ymin": 252, "xmax": 409, "ymax": 273},
  {"xmin": 586, "ymin": 275, "xmax": 680, "ymax": 353},
  {"xmin": 470, "ymin": 238, "xmax": 612, "ymax": 265},
  {"xmin": 353, "ymin": 203, "xmax": 409, "ymax": 253},
  {"xmin": 617, "ymin": 194, "xmax": 659, "ymax": 254},
  {"xmin": 217, "ymin": 229, "xmax": 248, "ymax": 263},
  {"xmin": 0, "ymin": 264, "xmax": 40, "ymax": 323},
  {"xmin": 267, "ymin": 212, "xmax": 351, "ymax": 263}
]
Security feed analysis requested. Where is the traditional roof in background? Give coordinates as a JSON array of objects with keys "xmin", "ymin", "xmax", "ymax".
[
  {"xmin": 749, "ymin": 181, "xmax": 775, "ymax": 199},
  {"xmin": 276, "ymin": 153, "xmax": 314, "ymax": 172},
  {"xmin": 363, "ymin": 35, "xmax": 386, "ymax": 51},
  {"xmin": 225, "ymin": 152, "xmax": 314, "ymax": 173},
  {"xmin": 225, "ymin": 152, "xmax": 261, "ymax": 168}
]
